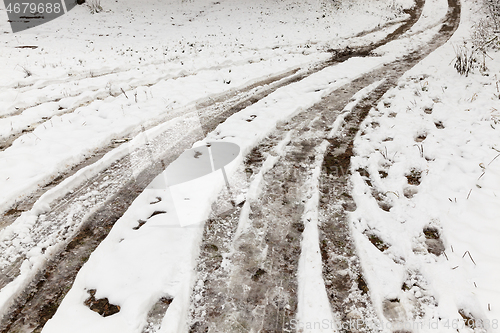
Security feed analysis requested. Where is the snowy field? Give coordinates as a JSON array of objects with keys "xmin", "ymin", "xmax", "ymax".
[{"xmin": 0, "ymin": 0, "xmax": 499, "ymax": 332}]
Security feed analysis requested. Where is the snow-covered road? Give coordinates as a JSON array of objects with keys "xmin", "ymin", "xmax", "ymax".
[{"xmin": 2, "ymin": 0, "xmax": 499, "ymax": 331}]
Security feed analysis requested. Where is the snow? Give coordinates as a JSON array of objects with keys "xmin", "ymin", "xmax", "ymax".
[
  {"xmin": 1, "ymin": 0, "xmax": 417, "ymax": 329},
  {"xmin": 1, "ymin": 0, "xmax": 499, "ymax": 331},
  {"xmin": 297, "ymin": 140, "xmax": 335, "ymax": 333}
]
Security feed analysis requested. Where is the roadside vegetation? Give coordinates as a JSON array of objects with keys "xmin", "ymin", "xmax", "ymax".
[{"xmin": 454, "ymin": 0, "xmax": 499, "ymax": 76}]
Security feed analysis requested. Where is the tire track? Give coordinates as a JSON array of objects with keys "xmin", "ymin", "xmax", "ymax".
[
  {"xmin": 0, "ymin": 55, "xmax": 282, "ymax": 119},
  {"xmin": 1, "ymin": 65, "xmax": 170, "ymax": 119},
  {"xmin": 0, "ymin": 58, "xmax": 298, "ymax": 153},
  {"xmin": 188, "ymin": 73, "xmax": 386, "ymax": 332},
  {"xmin": 190, "ymin": 112, "xmax": 331, "ymax": 332},
  {"xmin": 188, "ymin": 73, "xmax": 382, "ymax": 333},
  {"xmin": 0, "ymin": 116, "xmax": 202, "ymax": 333},
  {"xmin": 188, "ymin": 77, "xmax": 395, "ymax": 333}
]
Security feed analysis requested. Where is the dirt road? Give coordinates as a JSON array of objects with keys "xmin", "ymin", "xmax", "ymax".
[{"xmin": 0, "ymin": 0, "xmax": 460, "ymax": 330}]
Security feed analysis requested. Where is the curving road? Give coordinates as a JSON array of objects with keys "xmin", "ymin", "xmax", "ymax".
[{"xmin": 0, "ymin": 0, "xmax": 461, "ymax": 331}]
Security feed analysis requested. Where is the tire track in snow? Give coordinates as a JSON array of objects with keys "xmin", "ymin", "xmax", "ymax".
[
  {"xmin": 188, "ymin": 74, "xmax": 388, "ymax": 333},
  {"xmin": 0, "ymin": 54, "xmax": 297, "ymax": 119},
  {"xmin": 189, "ymin": 76, "xmax": 387, "ymax": 332},
  {"xmin": 188, "ymin": 75, "xmax": 394, "ymax": 333},
  {"xmin": 0, "ymin": 65, "xmax": 178, "ymax": 119},
  {"xmin": 0, "ymin": 57, "xmax": 301, "ymax": 153},
  {"xmin": 0, "ymin": 116, "xmax": 203, "ymax": 333},
  {"xmin": 190, "ymin": 113, "xmax": 332, "ymax": 333},
  {"xmin": 189, "ymin": 131, "xmax": 296, "ymax": 332}
]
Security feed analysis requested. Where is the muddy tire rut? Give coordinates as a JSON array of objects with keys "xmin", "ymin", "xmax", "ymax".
[
  {"xmin": 190, "ymin": 118, "xmax": 325, "ymax": 332},
  {"xmin": 189, "ymin": 75, "xmax": 386, "ymax": 333}
]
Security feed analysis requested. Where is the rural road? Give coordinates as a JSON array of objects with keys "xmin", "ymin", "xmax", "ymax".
[{"xmin": 0, "ymin": 0, "xmax": 460, "ymax": 331}]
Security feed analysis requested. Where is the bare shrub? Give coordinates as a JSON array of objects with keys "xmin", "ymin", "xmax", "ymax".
[
  {"xmin": 453, "ymin": 42, "xmax": 476, "ymax": 76},
  {"xmin": 87, "ymin": 0, "xmax": 102, "ymax": 14},
  {"xmin": 476, "ymin": 0, "xmax": 500, "ymax": 50},
  {"xmin": 453, "ymin": 0, "xmax": 500, "ymax": 75},
  {"xmin": 484, "ymin": 0, "xmax": 500, "ymax": 32}
]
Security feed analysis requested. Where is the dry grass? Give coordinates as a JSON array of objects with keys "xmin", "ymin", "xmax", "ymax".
[{"xmin": 87, "ymin": 0, "xmax": 103, "ymax": 14}]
